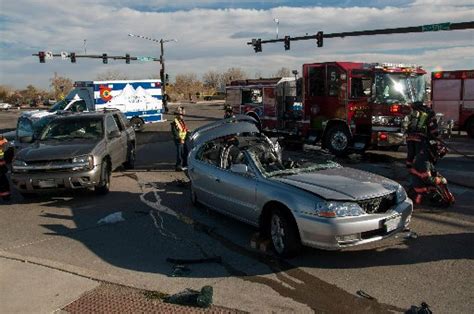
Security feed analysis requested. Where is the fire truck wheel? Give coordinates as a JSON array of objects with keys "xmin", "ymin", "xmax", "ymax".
[
  {"xmin": 325, "ymin": 125, "xmax": 350, "ymax": 156},
  {"xmin": 466, "ymin": 118, "xmax": 474, "ymax": 138},
  {"xmin": 131, "ymin": 117, "xmax": 144, "ymax": 132}
]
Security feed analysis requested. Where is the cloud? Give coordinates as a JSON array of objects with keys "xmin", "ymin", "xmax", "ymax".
[{"xmin": 0, "ymin": 1, "xmax": 473, "ymax": 89}]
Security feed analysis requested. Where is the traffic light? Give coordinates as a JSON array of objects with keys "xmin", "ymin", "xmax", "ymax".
[
  {"xmin": 125, "ymin": 53, "xmax": 130, "ymax": 64},
  {"xmin": 316, "ymin": 31, "xmax": 323, "ymax": 47},
  {"xmin": 38, "ymin": 51, "xmax": 45, "ymax": 63},
  {"xmin": 254, "ymin": 38, "xmax": 262, "ymax": 53},
  {"xmin": 70, "ymin": 52, "xmax": 76, "ymax": 63},
  {"xmin": 102, "ymin": 53, "xmax": 108, "ymax": 64},
  {"xmin": 284, "ymin": 36, "xmax": 290, "ymax": 50}
]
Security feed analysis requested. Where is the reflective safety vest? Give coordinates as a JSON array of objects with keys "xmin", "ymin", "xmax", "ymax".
[
  {"xmin": 0, "ymin": 138, "xmax": 7, "ymax": 165},
  {"xmin": 173, "ymin": 118, "xmax": 188, "ymax": 141}
]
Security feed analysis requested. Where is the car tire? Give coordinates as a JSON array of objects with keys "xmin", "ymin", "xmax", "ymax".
[
  {"xmin": 95, "ymin": 160, "xmax": 111, "ymax": 195},
  {"xmin": 130, "ymin": 117, "xmax": 144, "ymax": 132},
  {"xmin": 124, "ymin": 143, "xmax": 136, "ymax": 169},
  {"xmin": 268, "ymin": 207, "xmax": 301, "ymax": 258},
  {"xmin": 20, "ymin": 192, "xmax": 36, "ymax": 199},
  {"xmin": 325, "ymin": 125, "xmax": 351, "ymax": 157},
  {"xmin": 190, "ymin": 182, "xmax": 200, "ymax": 206}
]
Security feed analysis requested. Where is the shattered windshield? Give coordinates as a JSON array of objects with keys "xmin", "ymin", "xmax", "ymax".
[
  {"xmin": 40, "ymin": 117, "xmax": 103, "ymax": 141},
  {"xmin": 248, "ymin": 143, "xmax": 340, "ymax": 177},
  {"xmin": 374, "ymin": 73, "xmax": 425, "ymax": 104},
  {"xmin": 48, "ymin": 99, "xmax": 70, "ymax": 112}
]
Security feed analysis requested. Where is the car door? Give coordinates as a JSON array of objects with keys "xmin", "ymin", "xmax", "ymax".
[
  {"xmin": 215, "ymin": 151, "xmax": 258, "ymax": 224},
  {"xmin": 112, "ymin": 113, "xmax": 128, "ymax": 164},
  {"xmin": 105, "ymin": 115, "xmax": 122, "ymax": 168}
]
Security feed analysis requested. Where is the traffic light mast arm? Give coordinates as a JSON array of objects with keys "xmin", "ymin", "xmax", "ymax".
[
  {"xmin": 247, "ymin": 20, "xmax": 474, "ymax": 47},
  {"xmin": 32, "ymin": 53, "xmax": 161, "ymax": 63}
]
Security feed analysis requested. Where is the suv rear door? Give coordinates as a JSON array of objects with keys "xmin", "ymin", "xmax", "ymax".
[{"xmin": 105, "ymin": 114, "xmax": 126, "ymax": 168}]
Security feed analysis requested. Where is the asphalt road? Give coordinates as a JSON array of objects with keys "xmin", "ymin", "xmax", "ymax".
[{"xmin": 0, "ymin": 103, "xmax": 473, "ymax": 313}]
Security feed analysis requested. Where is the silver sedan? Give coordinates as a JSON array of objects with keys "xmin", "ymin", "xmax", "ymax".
[{"xmin": 188, "ymin": 116, "xmax": 412, "ymax": 257}]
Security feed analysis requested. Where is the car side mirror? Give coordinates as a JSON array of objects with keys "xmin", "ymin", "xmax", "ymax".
[
  {"xmin": 108, "ymin": 130, "xmax": 121, "ymax": 138},
  {"xmin": 230, "ymin": 163, "xmax": 248, "ymax": 174},
  {"xmin": 19, "ymin": 136, "xmax": 33, "ymax": 143}
]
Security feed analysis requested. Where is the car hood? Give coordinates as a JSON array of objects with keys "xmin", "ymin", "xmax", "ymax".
[
  {"xmin": 16, "ymin": 140, "xmax": 98, "ymax": 162},
  {"xmin": 273, "ymin": 167, "xmax": 398, "ymax": 201},
  {"xmin": 22, "ymin": 110, "xmax": 54, "ymax": 119},
  {"xmin": 188, "ymin": 115, "xmax": 260, "ymax": 149}
]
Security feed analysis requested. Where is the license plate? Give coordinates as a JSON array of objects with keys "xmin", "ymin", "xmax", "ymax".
[
  {"xmin": 384, "ymin": 215, "xmax": 402, "ymax": 233},
  {"xmin": 38, "ymin": 179, "xmax": 57, "ymax": 188}
]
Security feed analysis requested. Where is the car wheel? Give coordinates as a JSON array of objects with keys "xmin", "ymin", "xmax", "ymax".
[
  {"xmin": 124, "ymin": 144, "xmax": 136, "ymax": 169},
  {"xmin": 95, "ymin": 160, "xmax": 110, "ymax": 195},
  {"xmin": 269, "ymin": 208, "xmax": 301, "ymax": 258},
  {"xmin": 130, "ymin": 117, "xmax": 144, "ymax": 132},
  {"xmin": 20, "ymin": 192, "xmax": 36, "ymax": 199},
  {"xmin": 325, "ymin": 125, "xmax": 351, "ymax": 157}
]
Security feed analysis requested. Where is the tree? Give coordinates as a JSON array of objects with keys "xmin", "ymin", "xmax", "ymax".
[
  {"xmin": 220, "ymin": 67, "xmax": 246, "ymax": 90},
  {"xmin": 274, "ymin": 67, "xmax": 291, "ymax": 77},
  {"xmin": 173, "ymin": 73, "xmax": 203, "ymax": 101},
  {"xmin": 50, "ymin": 73, "xmax": 73, "ymax": 100},
  {"xmin": 95, "ymin": 70, "xmax": 128, "ymax": 81},
  {"xmin": 202, "ymin": 70, "xmax": 221, "ymax": 92}
]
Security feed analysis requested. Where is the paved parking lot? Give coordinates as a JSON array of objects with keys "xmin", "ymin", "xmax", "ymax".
[{"xmin": 0, "ymin": 103, "xmax": 473, "ymax": 313}]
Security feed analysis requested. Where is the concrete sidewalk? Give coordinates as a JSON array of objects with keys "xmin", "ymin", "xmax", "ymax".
[{"xmin": 0, "ymin": 257, "xmax": 99, "ymax": 313}]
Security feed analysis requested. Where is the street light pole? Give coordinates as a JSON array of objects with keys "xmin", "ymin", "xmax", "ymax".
[{"xmin": 128, "ymin": 33, "xmax": 177, "ymax": 113}]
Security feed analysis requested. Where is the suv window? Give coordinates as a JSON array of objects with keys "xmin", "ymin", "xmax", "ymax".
[
  {"xmin": 112, "ymin": 114, "xmax": 124, "ymax": 131},
  {"xmin": 105, "ymin": 115, "xmax": 119, "ymax": 133}
]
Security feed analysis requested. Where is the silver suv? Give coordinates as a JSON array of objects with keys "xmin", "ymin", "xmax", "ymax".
[{"xmin": 11, "ymin": 110, "xmax": 136, "ymax": 196}]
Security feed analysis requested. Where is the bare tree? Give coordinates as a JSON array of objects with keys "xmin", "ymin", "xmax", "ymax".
[
  {"xmin": 273, "ymin": 67, "xmax": 291, "ymax": 77},
  {"xmin": 202, "ymin": 70, "xmax": 221, "ymax": 92},
  {"xmin": 220, "ymin": 67, "xmax": 247, "ymax": 89},
  {"xmin": 50, "ymin": 73, "xmax": 73, "ymax": 100},
  {"xmin": 96, "ymin": 70, "xmax": 128, "ymax": 81},
  {"xmin": 173, "ymin": 73, "xmax": 203, "ymax": 101}
]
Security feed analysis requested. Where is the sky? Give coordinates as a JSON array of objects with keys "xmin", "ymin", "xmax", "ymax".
[{"xmin": 0, "ymin": 0, "xmax": 473, "ymax": 90}]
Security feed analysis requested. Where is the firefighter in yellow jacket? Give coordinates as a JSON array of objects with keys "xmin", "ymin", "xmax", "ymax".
[
  {"xmin": 171, "ymin": 107, "xmax": 189, "ymax": 171},
  {"xmin": 0, "ymin": 135, "xmax": 12, "ymax": 201}
]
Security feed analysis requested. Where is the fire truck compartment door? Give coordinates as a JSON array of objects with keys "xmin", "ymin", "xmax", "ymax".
[{"xmin": 432, "ymin": 79, "xmax": 461, "ymax": 124}]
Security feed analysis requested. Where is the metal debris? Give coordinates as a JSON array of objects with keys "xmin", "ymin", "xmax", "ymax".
[
  {"xmin": 164, "ymin": 286, "xmax": 213, "ymax": 308},
  {"xmin": 166, "ymin": 256, "xmax": 222, "ymax": 265},
  {"xmin": 356, "ymin": 290, "xmax": 376, "ymax": 300}
]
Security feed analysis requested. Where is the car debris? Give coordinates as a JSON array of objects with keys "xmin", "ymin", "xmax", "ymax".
[
  {"xmin": 170, "ymin": 264, "xmax": 191, "ymax": 277},
  {"xmin": 97, "ymin": 212, "xmax": 125, "ymax": 225},
  {"xmin": 406, "ymin": 302, "xmax": 433, "ymax": 314},
  {"xmin": 356, "ymin": 290, "xmax": 376, "ymax": 300},
  {"xmin": 164, "ymin": 285, "xmax": 213, "ymax": 308},
  {"xmin": 166, "ymin": 256, "xmax": 222, "ymax": 265}
]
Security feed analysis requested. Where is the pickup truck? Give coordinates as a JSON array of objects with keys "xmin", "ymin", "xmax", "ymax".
[{"xmin": 11, "ymin": 110, "xmax": 135, "ymax": 197}]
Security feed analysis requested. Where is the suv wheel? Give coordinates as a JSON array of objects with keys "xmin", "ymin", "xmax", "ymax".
[
  {"xmin": 130, "ymin": 117, "xmax": 144, "ymax": 132},
  {"xmin": 124, "ymin": 144, "xmax": 136, "ymax": 169},
  {"xmin": 95, "ymin": 160, "xmax": 111, "ymax": 195},
  {"xmin": 268, "ymin": 208, "xmax": 301, "ymax": 258}
]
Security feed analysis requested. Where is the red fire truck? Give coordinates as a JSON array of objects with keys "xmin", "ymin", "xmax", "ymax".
[
  {"xmin": 226, "ymin": 62, "xmax": 427, "ymax": 155},
  {"xmin": 431, "ymin": 69, "xmax": 474, "ymax": 138}
]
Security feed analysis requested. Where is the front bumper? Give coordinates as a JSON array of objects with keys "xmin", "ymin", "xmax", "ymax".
[
  {"xmin": 11, "ymin": 166, "xmax": 101, "ymax": 192},
  {"xmin": 296, "ymin": 198, "xmax": 413, "ymax": 250},
  {"xmin": 371, "ymin": 128, "xmax": 405, "ymax": 147}
]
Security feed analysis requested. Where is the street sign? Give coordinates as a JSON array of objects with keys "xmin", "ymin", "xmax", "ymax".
[
  {"xmin": 45, "ymin": 51, "xmax": 54, "ymax": 60},
  {"xmin": 422, "ymin": 22, "xmax": 451, "ymax": 32},
  {"xmin": 137, "ymin": 56, "xmax": 154, "ymax": 62},
  {"xmin": 60, "ymin": 51, "xmax": 68, "ymax": 60}
]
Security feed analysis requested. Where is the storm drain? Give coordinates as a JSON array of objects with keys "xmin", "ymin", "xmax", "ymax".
[{"xmin": 62, "ymin": 283, "xmax": 244, "ymax": 313}]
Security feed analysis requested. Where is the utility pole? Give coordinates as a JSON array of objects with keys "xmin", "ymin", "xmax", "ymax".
[{"xmin": 128, "ymin": 34, "xmax": 177, "ymax": 113}]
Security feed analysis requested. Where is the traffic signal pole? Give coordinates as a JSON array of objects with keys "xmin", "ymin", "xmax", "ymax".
[{"xmin": 248, "ymin": 21, "xmax": 474, "ymax": 51}]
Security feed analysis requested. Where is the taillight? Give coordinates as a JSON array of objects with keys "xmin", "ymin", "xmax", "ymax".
[
  {"xmin": 434, "ymin": 72, "xmax": 442, "ymax": 79},
  {"xmin": 379, "ymin": 132, "xmax": 388, "ymax": 141},
  {"xmin": 390, "ymin": 104, "xmax": 399, "ymax": 113}
]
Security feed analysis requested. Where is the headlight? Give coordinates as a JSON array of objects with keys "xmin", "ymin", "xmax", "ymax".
[
  {"xmin": 12, "ymin": 159, "xmax": 28, "ymax": 173},
  {"xmin": 71, "ymin": 155, "xmax": 94, "ymax": 169},
  {"xmin": 315, "ymin": 201, "xmax": 366, "ymax": 218},
  {"xmin": 396, "ymin": 184, "xmax": 407, "ymax": 203}
]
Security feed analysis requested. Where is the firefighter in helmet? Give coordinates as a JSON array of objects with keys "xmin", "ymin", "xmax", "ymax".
[
  {"xmin": 406, "ymin": 101, "xmax": 454, "ymax": 206},
  {"xmin": 171, "ymin": 106, "xmax": 189, "ymax": 171},
  {"xmin": 0, "ymin": 135, "xmax": 13, "ymax": 201},
  {"xmin": 224, "ymin": 105, "xmax": 234, "ymax": 119}
]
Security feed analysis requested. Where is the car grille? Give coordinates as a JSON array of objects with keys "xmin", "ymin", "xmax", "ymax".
[{"xmin": 357, "ymin": 192, "xmax": 396, "ymax": 214}]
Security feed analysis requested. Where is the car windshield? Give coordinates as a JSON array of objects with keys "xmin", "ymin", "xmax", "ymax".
[
  {"xmin": 40, "ymin": 117, "xmax": 103, "ymax": 141},
  {"xmin": 48, "ymin": 99, "xmax": 70, "ymax": 112},
  {"xmin": 374, "ymin": 73, "xmax": 425, "ymax": 104},
  {"xmin": 247, "ymin": 142, "xmax": 340, "ymax": 177}
]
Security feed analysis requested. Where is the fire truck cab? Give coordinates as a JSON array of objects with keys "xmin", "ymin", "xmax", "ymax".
[
  {"xmin": 226, "ymin": 62, "xmax": 427, "ymax": 156},
  {"xmin": 431, "ymin": 70, "xmax": 474, "ymax": 138}
]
